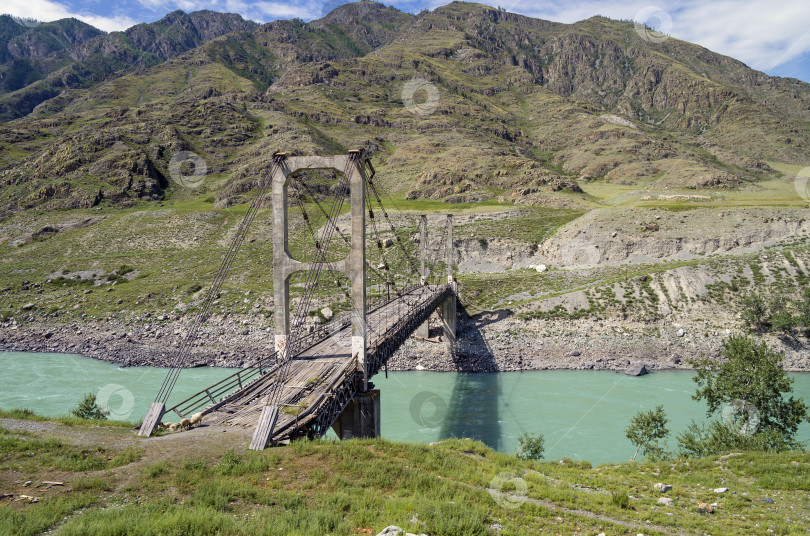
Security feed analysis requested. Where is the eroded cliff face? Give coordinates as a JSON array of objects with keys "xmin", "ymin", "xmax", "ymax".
[{"xmin": 429, "ymin": 207, "xmax": 810, "ymax": 274}]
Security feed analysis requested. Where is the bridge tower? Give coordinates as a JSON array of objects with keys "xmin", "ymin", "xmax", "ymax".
[
  {"xmin": 441, "ymin": 214, "xmax": 457, "ymax": 342},
  {"xmin": 414, "ymin": 214, "xmax": 456, "ymax": 342},
  {"xmin": 256, "ymin": 150, "xmax": 379, "ymax": 447}
]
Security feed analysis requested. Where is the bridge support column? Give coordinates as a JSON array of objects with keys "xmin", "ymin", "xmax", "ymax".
[
  {"xmin": 441, "ymin": 214, "xmax": 456, "ymax": 343},
  {"xmin": 349, "ymin": 151, "xmax": 367, "ymax": 391},
  {"xmin": 331, "ymin": 389, "xmax": 380, "ymax": 439},
  {"xmin": 415, "ymin": 214, "xmax": 429, "ymax": 338}
]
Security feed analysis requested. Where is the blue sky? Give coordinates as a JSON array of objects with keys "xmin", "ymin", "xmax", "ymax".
[{"xmin": 3, "ymin": 0, "xmax": 809, "ymax": 82}]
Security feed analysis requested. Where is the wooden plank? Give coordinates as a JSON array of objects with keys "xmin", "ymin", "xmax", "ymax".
[
  {"xmin": 138, "ymin": 402, "xmax": 165, "ymax": 437},
  {"xmin": 195, "ymin": 286, "xmax": 448, "ymax": 442},
  {"xmin": 249, "ymin": 405, "xmax": 279, "ymax": 450}
]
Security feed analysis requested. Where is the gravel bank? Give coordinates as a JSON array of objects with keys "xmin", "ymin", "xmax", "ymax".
[{"xmin": 3, "ymin": 314, "xmax": 808, "ymax": 373}]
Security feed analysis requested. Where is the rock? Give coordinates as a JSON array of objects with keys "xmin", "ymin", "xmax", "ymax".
[
  {"xmin": 570, "ymin": 349, "xmax": 581, "ymax": 357},
  {"xmin": 671, "ymin": 356, "xmax": 681, "ymax": 365},
  {"xmin": 21, "ymin": 303, "xmax": 34, "ymax": 311},
  {"xmin": 657, "ymin": 497, "xmax": 673, "ymax": 506},
  {"xmin": 375, "ymin": 526, "xmax": 426, "ymax": 536},
  {"xmin": 383, "ymin": 237, "xmax": 395, "ymax": 248},
  {"xmin": 713, "ymin": 487, "xmax": 729, "ymax": 493},
  {"xmin": 764, "ymin": 497, "xmax": 774, "ymax": 504},
  {"xmin": 654, "ymin": 483, "xmax": 672, "ymax": 493},
  {"xmin": 676, "ymin": 328, "xmax": 685, "ymax": 337},
  {"xmin": 625, "ymin": 363, "xmax": 648, "ymax": 376},
  {"xmin": 535, "ymin": 264, "xmax": 548, "ymax": 272},
  {"xmin": 321, "ymin": 307, "xmax": 334, "ymax": 321}
]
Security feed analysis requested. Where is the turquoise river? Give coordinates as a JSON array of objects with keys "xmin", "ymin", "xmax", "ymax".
[{"xmin": 2, "ymin": 351, "xmax": 809, "ymax": 464}]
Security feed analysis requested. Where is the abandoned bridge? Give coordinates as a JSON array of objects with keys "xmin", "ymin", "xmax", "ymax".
[{"xmin": 138, "ymin": 149, "xmax": 458, "ymax": 449}]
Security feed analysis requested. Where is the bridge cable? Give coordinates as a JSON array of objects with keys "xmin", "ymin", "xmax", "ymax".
[{"xmin": 153, "ymin": 156, "xmax": 282, "ymax": 405}]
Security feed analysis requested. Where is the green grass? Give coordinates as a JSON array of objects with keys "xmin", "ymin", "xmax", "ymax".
[
  {"xmin": 0, "ymin": 408, "xmax": 133, "ymax": 428},
  {"xmin": 0, "ymin": 413, "xmax": 808, "ymax": 536}
]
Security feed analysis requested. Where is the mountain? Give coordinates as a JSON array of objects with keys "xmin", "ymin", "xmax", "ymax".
[
  {"xmin": 0, "ymin": 10, "xmax": 258, "ymax": 121},
  {"xmin": 0, "ymin": 16, "xmax": 103, "ymax": 93},
  {"xmin": 0, "ymin": 0, "xmax": 808, "ymax": 216}
]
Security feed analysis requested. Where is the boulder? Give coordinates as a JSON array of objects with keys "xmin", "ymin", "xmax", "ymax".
[
  {"xmin": 625, "ymin": 363, "xmax": 648, "ymax": 376},
  {"xmin": 713, "ymin": 487, "xmax": 729, "ymax": 493},
  {"xmin": 676, "ymin": 328, "xmax": 685, "ymax": 337},
  {"xmin": 321, "ymin": 307, "xmax": 334, "ymax": 321},
  {"xmin": 376, "ymin": 526, "xmax": 426, "ymax": 536},
  {"xmin": 654, "ymin": 483, "xmax": 672, "ymax": 493},
  {"xmin": 535, "ymin": 264, "xmax": 548, "ymax": 272},
  {"xmin": 657, "ymin": 497, "xmax": 673, "ymax": 506},
  {"xmin": 570, "ymin": 349, "xmax": 581, "ymax": 357}
]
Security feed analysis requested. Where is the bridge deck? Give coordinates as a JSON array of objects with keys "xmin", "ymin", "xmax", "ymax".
[{"xmin": 198, "ymin": 284, "xmax": 450, "ymax": 442}]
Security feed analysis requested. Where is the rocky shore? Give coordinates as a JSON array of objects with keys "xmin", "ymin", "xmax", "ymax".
[{"xmin": 3, "ymin": 313, "xmax": 808, "ymax": 373}]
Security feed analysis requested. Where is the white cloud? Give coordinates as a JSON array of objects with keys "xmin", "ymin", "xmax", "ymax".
[
  {"xmin": 2, "ymin": 0, "xmax": 137, "ymax": 31},
  {"xmin": 135, "ymin": 0, "xmax": 323, "ymax": 22}
]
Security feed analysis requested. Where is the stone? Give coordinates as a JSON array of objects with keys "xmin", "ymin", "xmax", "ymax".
[
  {"xmin": 375, "ymin": 526, "xmax": 427, "ymax": 536},
  {"xmin": 657, "ymin": 497, "xmax": 673, "ymax": 506},
  {"xmin": 654, "ymin": 483, "xmax": 672, "ymax": 493},
  {"xmin": 764, "ymin": 497, "xmax": 774, "ymax": 504},
  {"xmin": 535, "ymin": 264, "xmax": 548, "ymax": 272},
  {"xmin": 713, "ymin": 487, "xmax": 729, "ymax": 493},
  {"xmin": 570, "ymin": 349, "xmax": 581, "ymax": 357},
  {"xmin": 625, "ymin": 363, "xmax": 648, "ymax": 376},
  {"xmin": 21, "ymin": 303, "xmax": 34, "ymax": 311},
  {"xmin": 383, "ymin": 237, "xmax": 395, "ymax": 248},
  {"xmin": 321, "ymin": 307, "xmax": 334, "ymax": 321},
  {"xmin": 676, "ymin": 328, "xmax": 685, "ymax": 337}
]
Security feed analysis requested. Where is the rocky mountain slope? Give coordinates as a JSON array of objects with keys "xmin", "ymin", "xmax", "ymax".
[
  {"xmin": 1, "ymin": 1, "xmax": 810, "ymax": 371},
  {"xmin": 0, "ymin": 10, "xmax": 258, "ymax": 121},
  {"xmin": 0, "ymin": 1, "xmax": 808, "ymax": 216}
]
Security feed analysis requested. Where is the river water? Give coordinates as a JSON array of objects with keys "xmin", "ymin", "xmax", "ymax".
[{"xmin": 2, "ymin": 351, "xmax": 809, "ymax": 464}]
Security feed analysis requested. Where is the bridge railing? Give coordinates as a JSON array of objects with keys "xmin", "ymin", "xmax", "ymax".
[
  {"xmin": 164, "ymin": 283, "xmax": 440, "ymax": 422},
  {"xmin": 366, "ymin": 284, "xmax": 451, "ymax": 378}
]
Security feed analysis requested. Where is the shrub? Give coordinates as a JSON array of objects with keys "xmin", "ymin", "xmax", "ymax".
[
  {"xmin": 626, "ymin": 405, "xmax": 670, "ymax": 461},
  {"xmin": 71, "ymin": 393, "xmax": 109, "ymax": 420},
  {"xmin": 516, "ymin": 432, "xmax": 545, "ymax": 460}
]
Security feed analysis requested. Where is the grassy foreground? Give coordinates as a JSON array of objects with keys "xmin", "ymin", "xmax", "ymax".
[{"xmin": 1, "ymin": 414, "xmax": 809, "ymax": 535}]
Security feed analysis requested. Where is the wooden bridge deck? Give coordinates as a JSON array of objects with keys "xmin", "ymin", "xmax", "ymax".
[{"xmin": 181, "ymin": 283, "xmax": 451, "ymax": 442}]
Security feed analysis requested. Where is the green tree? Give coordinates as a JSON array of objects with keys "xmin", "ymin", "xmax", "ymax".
[
  {"xmin": 740, "ymin": 293, "xmax": 769, "ymax": 332},
  {"xmin": 676, "ymin": 420, "xmax": 795, "ymax": 458},
  {"xmin": 625, "ymin": 405, "xmax": 670, "ymax": 461},
  {"xmin": 689, "ymin": 335, "xmax": 809, "ymax": 448},
  {"xmin": 516, "ymin": 432, "xmax": 545, "ymax": 460},
  {"xmin": 71, "ymin": 392, "xmax": 109, "ymax": 420},
  {"xmin": 769, "ymin": 295, "xmax": 796, "ymax": 334},
  {"xmin": 796, "ymin": 288, "xmax": 810, "ymax": 330}
]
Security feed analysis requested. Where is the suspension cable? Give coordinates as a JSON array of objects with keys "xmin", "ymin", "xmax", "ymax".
[{"xmin": 153, "ymin": 155, "xmax": 283, "ymax": 405}]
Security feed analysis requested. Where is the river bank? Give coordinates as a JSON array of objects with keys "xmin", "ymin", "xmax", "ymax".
[{"xmin": 2, "ymin": 312, "xmax": 808, "ymax": 372}]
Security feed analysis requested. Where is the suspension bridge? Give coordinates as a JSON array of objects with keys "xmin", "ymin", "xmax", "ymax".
[{"xmin": 137, "ymin": 149, "xmax": 458, "ymax": 449}]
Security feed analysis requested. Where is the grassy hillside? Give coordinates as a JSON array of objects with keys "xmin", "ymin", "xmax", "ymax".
[{"xmin": 0, "ymin": 414, "xmax": 808, "ymax": 535}]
